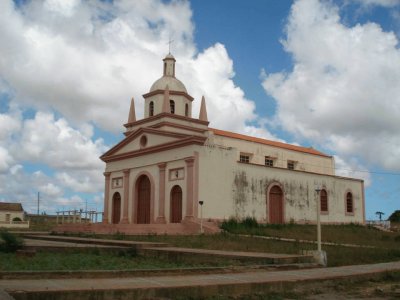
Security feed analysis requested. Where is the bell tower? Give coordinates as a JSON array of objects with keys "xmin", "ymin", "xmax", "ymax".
[
  {"xmin": 163, "ymin": 54, "xmax": 175, "ymax": 77},
  {"xmin": 142, "ymin": 54, "xmax": 194, "ymax": 118}
]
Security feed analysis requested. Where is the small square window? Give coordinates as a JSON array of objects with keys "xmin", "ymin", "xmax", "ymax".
[
  {"xmin": 265, "ymin": 157, "xmax": 274, "ymax": 167},
  {"xmin": 287, "ymin": 161, "xmax": 295, "ymax": 170},
  {"xmin": 239, "ymin": 154, "xmax": 250, "ymax": 163}
]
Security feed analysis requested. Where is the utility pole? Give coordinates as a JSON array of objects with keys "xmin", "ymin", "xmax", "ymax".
[
  {"xmin": 315, "ymin": 186, "xmax": 322, "ymax": 252},
  {"xmin": 85, "ymin": 199, "xmax": 88, "ymax": 223},
  {"xmin": 37, "ymin": 192, "xmax": 40, "ymax": 215}
]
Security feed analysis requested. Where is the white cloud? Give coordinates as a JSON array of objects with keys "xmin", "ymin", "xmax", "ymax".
[
  {"xmin": 38, "ymin": 182, "xmax": 62, "ymax": 197},
  {"xmin": 0, "ymin": 0, "xmax": 279, "ymax": 212},
  {"xmin": 14, "ymin": 111, "xmax": 106, "ymax": 170},
  {"xmin": 334, "ymin": 155, "xmax": 371, "ymax": 186},
  {"xmin": 0, "ymin": 146, "xmax": 14, "ymax": 173},
  {"xmin": 262, "ymin": 0, "xmax": 400, "ymax": 172},
  {"xmin": 0, "ymin": 0, "xmax": 273, "ymax": 138},
  {"xmin": 56, "ymin": 171, "xmax": 103, "ymax": 193}
]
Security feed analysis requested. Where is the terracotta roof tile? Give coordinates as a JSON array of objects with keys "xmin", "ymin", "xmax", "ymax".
[
  {"xmin": 0, "ymin": 202, "xmax": 24, "ymax": 212},
  {"xmin": 211, "ymin": 128, "xmax": 330, "ymax": 158}
]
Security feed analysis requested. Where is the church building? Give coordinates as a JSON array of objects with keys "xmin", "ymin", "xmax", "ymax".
[{"xmin": 98, "ymin": 54, "xmax": 365, "ymax": 234}]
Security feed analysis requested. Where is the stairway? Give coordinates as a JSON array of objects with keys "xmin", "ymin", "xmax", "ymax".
[{"xmin": 53, "ymin": 219, "xmax": 221, "ymax": 235}]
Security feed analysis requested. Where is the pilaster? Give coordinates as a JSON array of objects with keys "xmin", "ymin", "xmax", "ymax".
[
  {"xmin": 184, "ymin": 157, "xmax": 195, "ymax": 221},
  {"xmin": 103, "ymin": 172, "xmax": 111, "ymax": 224},
  {"xmin": 120, "ymin": 169, "xmax": 130, "ymax": 224},
  {"xmin": 156, "ymin": 162, "xmax": 167, "ymax": 223}
]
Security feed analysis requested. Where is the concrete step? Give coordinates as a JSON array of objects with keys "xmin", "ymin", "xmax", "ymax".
[
  {"xmin": 23, "ymin": 234, "xmax": 167, "ymax": 248},
  {"xmin": 142, "ymin": 246, "xmax": 315, "ymax": 265},
  {"xmin": 53, "ymin": 220, "xmax": 221, "ymax": 235}
]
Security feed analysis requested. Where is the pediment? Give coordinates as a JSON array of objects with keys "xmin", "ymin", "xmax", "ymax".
[{"xmin": 101, "ymin": 128, "xmax": 192, "ymax": 159}]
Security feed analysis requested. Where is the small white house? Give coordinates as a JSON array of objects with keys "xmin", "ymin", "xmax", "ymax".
[{"xmin": 0, "ymin": 202, "xmax": 29, "ymax": 229}]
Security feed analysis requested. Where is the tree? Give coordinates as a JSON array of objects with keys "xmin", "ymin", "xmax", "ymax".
[
  {"xmin": 375, "ymin": 211, "xmax": 385, "ymax": 221},
  {"xmin": 388, "ymin": 210, "xmax": 400, "ymax": 222}
]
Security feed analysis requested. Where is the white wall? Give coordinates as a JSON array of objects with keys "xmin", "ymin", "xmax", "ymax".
[{"xmin": 198, "ymin": 145, "xmax": 364, "ymax": 224}]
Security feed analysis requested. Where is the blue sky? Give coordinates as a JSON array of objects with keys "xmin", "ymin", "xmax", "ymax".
[{"xmin": 0, "ymin": 0, "xmax": 399, "ymax": 220}]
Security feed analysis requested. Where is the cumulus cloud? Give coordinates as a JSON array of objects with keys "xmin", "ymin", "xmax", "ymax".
[
  {"xmin": 0, "ymin": 108, "xmax": 104, "ymax": 212},
  {"xmin": 0, "ymin": 0, "xmax": 271, "ymax": 138},
  {"xmin": 0, "ymin": 0, "xmax": 278, "ymax": 212},
  {"xmin": 262, "ymin": 0, "xmax": 400, "ymax": 174},
  {"xmin": 334, "ymin": 155, "xmax": 371, "ymax": 186},
  {"xmin": 14, "ymin": 111, "xmax": 106, "ymax": 170}
]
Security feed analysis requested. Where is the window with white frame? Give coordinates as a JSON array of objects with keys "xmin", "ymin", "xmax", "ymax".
[
  {"xmin": 265, "ymin": 156, "xmax": 274, "ymax": 167},
  {"xmin": 239, "ymin": 154, "xmax": 250, "ymax": 163},
  {"xmin": 287, "ymin": 161, "xmax": 296, "ymax": 170}
]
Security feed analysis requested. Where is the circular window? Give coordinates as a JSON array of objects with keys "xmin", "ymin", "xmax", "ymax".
[{"xmin": 140, "ymin": 135, "xmax": 147, "ymax": 148}]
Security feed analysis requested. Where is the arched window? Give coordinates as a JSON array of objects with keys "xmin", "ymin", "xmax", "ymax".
[
  {"xmin": 185, "ymin": 103, "xmax": 189, "ymax": 117},
  {"xmin": 170, "ymin": 100, "xmax": 175, "ymax": 114},
  {"xmin": 320, "ymin": 189, "xmax": 328, "ymax": 213},
  {"xmin": 149, "ymin": 101, "xmax": 154, "ymax": 117},
  {"xmin": 346, "ymin": 192, "xmax": 353, "ymax": 214}
]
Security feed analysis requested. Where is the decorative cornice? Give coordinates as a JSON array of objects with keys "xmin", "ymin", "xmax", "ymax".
[
  {"xmin": 102, "ymin": 127, "xmax": 192, "ymax": 159},
  {"xmin": 124, "ymin": 112, "xmax": 209, "ymax": 129},
  {"xmin": 101, "ymin": 136, "xmax": 207, "ymax": 163},
  {"xmin": 143, "ymin": 89, "xmax": 194, "ymax": 101},
  {"xmin": 150, "ymin": 121, "xmax": 209, "ymax": 134}
]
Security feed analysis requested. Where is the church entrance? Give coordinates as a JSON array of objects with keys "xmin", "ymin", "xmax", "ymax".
[
  {"xmin": 269, "ymin": 185, "xmax": 284, "ymax": 224},
  {"xmin": 137, "ymin": 175, "xmax": 151, "ymax": 224},
  {"xmin": 112, "ymin": 192, "xmax": 121, "ymax": 224},
  {"xmin": 170, "ymin": 185, "xmax": 182, "ymax": 223}
]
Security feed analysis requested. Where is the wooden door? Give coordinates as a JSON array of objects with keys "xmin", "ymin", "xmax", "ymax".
[
  {"xmin": 269, "ymin": 186, "xmax": 284, "ymax": 224},
  {"xmin": 170, "ymin": 185, "xmax": 182, "ymax": 223},
  {"xmin": 112, "ymin": 192, "xmax": 121, "ymax": 224},
  {"xmin": 137, "ymin": 176, "xmax": 151, "ymax": 224}
]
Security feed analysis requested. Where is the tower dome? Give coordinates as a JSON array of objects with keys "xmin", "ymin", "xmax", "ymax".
[
  {"xmin": 143, "ymin": 53, "xmax": 193, "ymax": 118},
  {"xmin": 149, "ymin": 54, "xmax": 187, "ymax": 93}
]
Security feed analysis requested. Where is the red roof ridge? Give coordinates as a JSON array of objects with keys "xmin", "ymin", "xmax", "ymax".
[
  {"xmin": 0, "ymin": 202, "xmax": 24, "ymax": 212},
  {"xmin": 210, "ymin": 128, "xmax": 330, "ymax": 158}
]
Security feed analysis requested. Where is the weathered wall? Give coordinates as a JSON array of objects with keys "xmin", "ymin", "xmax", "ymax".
[
  {"xmin": 198, "ymin": 145, "xmax": 364, "ymax": 224},
  {"xmin": 0, "ymin": 211, "xmax": 24, "ymax": 222},
  {"xmin": 210, "ymin": 134, "xmax": 335, "ymax": 175}
]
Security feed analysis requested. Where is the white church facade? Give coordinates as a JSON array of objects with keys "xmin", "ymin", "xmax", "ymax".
[{"xmin": 92, "ymin": 53, "xmax": 365, "ymax": 234}]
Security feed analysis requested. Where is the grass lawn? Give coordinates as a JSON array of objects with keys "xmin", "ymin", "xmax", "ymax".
[
  {"xmin": 76, "ymin": 222, "xmax": 400, "ymax": 267},
  {"xmin": 100, "ymin": 232, "xmax": 400, "ymax": 267},
  {"xmin": 0, "ymin": 248, "xmax": 235, "ymax": 271}
]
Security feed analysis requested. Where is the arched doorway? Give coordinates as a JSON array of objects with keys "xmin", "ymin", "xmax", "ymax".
[
  {"xmin": 268, "ymin": 185, "xmax": 284, "ymax": 224},
  {"xmin": 137, "ymin": 175, "xmax": 151, "ymax": 224},
  {"xmin": 112, "ymin": 192, "xmax": 121, "ymax": 224},
  {"xmin": 170, "ymin": 185, "xmax": 182, "ymax": 223}
]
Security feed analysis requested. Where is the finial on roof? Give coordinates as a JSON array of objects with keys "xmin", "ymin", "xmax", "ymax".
[
  {"xmin": 199, "ymin": 95, "xmax": 208, "ymax": 122},
  {"xmin": 163, "ymin": 85, "xmax": 170, "ymax": 113},
  {"xmin": 128, "ymin": 97, "xmax": 136, "ymax": 123},
  {"xmin": 167, "ymin": 37, "xmax": 174, "ymax": 54}
]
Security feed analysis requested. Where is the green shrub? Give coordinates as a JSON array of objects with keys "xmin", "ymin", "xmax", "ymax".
[
  {"xmin": 12, "ymin": 217, "xmax": 22, "ymax": 222},
  {"xmin": 0, "ymin": 230, "xmax": 24, "ymax": 252},
  {"xmin": 113, "ymin": 231, "xmax": 126, "ymax": 240},
  {"xmin": 220, "ymin": 217, "xmax": 239, "ymax": 231},
  {"xmin": 242, "ymin": 217, "xmax": 259, "ymax": 228}
]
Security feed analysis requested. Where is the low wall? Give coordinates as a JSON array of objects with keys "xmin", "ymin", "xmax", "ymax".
[{"xmin": 0, "ymin": 221, "xmax": 30, "ymax": 229}]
